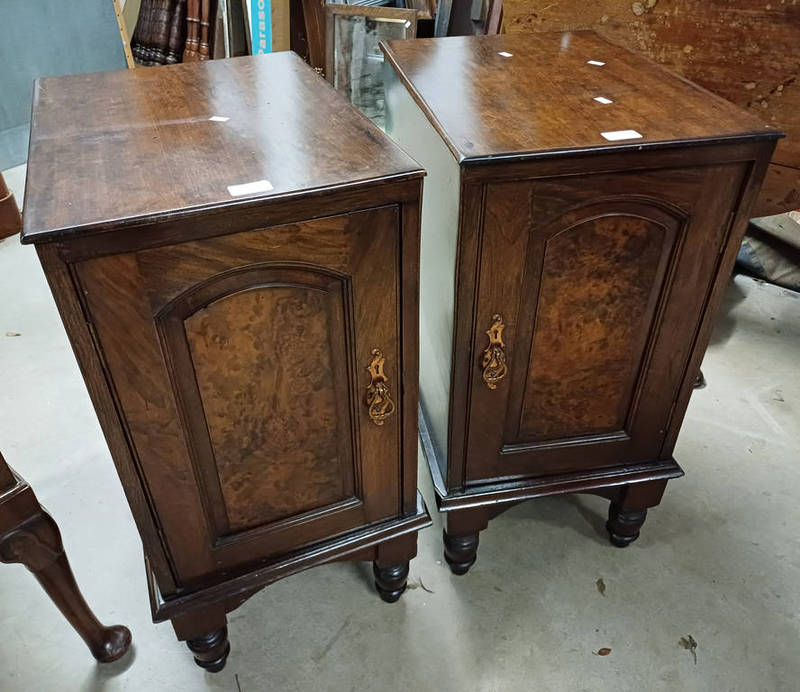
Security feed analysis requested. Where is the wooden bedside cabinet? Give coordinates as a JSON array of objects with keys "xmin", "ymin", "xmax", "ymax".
[
  {"xmin": 381, "ymin": 32, "xmax": 780, "ymax": 573},
  {"xmin": 22, "ymin": 52, "xmax": 430, "ymax": 671}
]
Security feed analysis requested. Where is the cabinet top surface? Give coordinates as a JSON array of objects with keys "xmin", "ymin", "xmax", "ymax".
[
  {"xmin": 22, "ymin": 51, "xmax": 422, "ymax": 244},
  {"xmin": 381, "ymin": 32, "xmax": 781, "ymax": 164}
]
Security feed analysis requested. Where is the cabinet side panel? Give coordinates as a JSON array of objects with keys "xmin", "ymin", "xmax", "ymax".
[
  {"xmin": 35, "ymin": 244, "xmax": 178, "ymax": 593},
  {"xmin": 662, "ymin": 144, "xmax": 776, "ymax": 454},
  {"xmin": 385, "ymin": 63, "xmax": 460, "ymax": 478}
]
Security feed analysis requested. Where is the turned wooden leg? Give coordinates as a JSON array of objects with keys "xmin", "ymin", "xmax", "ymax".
[
  {"xmin": 173, "ymin": 612, "xmax": 230, "ymax": 672},
  {"xmin": 373, "ymin": 562, "xmax": 409, "ymax": 603},
  {"xmin": 0, "ymin": 472, "xmax": 132, "ymax": 662},
  {"xmin": 443, "ymin": 530, "xmax": 479, "ymax": 575},
  {"xmin": 186, "ymin": 627, "xmax": 230, "ymax": 672},
  {"xmin": 373, "ymin": 532, "xmax": 417, "ymax": 603},
  {"xmin": 606, "ymin": 505, "xmax": 648, "ymax": 547},
  {"xmin": 443, "ymin": 507, "xmax": 489, "ymax": 576},
  {"xmin": 605, "ymin": 479, "xmax": 668, "ymax": 548},
  {"xmin": 172, "ymin": 606, "xmax": 230, "ymax": 672}
]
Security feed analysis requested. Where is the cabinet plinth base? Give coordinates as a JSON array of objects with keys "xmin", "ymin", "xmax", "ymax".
[
  {"xmin": 157, "ymin": 492, "xmax": 431, "ymax": 668},
  {"xmin": 430, "ymin": 449, "xmax": 682, "ymax": 566}
]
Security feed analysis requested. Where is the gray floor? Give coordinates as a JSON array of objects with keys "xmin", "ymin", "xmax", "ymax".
[{"xmin": 1, "ymin": 162, "xmax": 799, "ymax": 691}]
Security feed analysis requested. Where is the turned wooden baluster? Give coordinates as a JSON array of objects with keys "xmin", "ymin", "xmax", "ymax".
[
  {"xmin": 184, "ymin": 0, "xmax": 200, "ymax": 60},
  {"xmin": 184, "ymin": 0, "xmax": 213, "ymax": 61},
  {"xmin": 0, "ymin": 450, "xmax": 132, "ymax": 662},
  {"xmin": 198, "ymin": 0, "xmax": 213, "ymax": 60}
]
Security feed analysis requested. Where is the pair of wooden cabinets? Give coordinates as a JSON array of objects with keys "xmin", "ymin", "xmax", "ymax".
[{"xmin": 22, "ymin": 35, "xmax": 778, "ymax": 671}]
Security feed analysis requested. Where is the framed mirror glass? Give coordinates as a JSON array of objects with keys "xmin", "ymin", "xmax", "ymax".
[{"xmin": 325, "ymin": 5, "xmax": 418, "ymax": 128}]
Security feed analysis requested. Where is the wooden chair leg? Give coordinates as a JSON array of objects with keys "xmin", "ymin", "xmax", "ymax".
[
  {"xmin": 0, "ymin": 172, "xmax": 22, "ymax": 241},
  {"xmin": 0, "ymin": 455, "xmax": 131, "ymax": 662}
]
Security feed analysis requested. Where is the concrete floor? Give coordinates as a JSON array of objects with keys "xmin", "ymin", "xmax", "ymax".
[{"xmin": 1, "ymin": 162, "xmax": 799, "ymax": 691}]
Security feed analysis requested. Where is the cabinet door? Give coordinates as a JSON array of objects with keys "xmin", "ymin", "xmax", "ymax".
[
  {"xmin": 465, "ymin": 164, "xmax": 748, "ymax": 483},
  {"xmin": 76, "ymin": 206, "xmax": 402, "ymax": 588}
]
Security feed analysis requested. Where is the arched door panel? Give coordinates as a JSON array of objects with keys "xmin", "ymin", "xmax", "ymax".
[{"xmin": 464, "ymin": 164, "xmax": 748, "ymax": 483}]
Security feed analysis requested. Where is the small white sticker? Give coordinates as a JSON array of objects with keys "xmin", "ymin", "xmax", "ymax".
[
  {"xmin": 593, "ymin": 96, "xmax": 613, "ymax": 104},
  {"xmin": 209, "ymin": 116, "xmax": 230, "ymax": 122},
  {"xmin": 498, "ymin": 51, "xmax": 513, "ymax": 58},
  {"xmin": 601, "ymin": 129, "xmax": 643, "ymax": 141},
  {"xmin": 587, "ymin": 60, "xmax": 605, "ymax": 66},
  {"xmin": 227, "ymin": 179, "xmax": 274, "ymax": 196}
]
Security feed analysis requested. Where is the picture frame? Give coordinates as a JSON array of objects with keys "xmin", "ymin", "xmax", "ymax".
[
  {"xmin": 405, "ymin": 0, "xmax": 436, "ymax": 20},
  {"xmin": 325, "ymin": 4, "xmax": 418, "ymax": 128}
]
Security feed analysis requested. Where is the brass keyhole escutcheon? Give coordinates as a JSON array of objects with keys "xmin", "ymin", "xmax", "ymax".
[
  {"xmin": 481, "ymin": 314, "xmax": 508, "ymax": 389},
  {"xmin": 365, "ymin": 348, "xmax": 396, "ymax": 425}
]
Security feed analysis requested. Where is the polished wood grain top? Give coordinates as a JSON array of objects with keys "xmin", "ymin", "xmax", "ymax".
[
  {"xmin": 381, "ymin": 32, "xmax": 783, "ymax": 164},
  {"xmin": 22, "ymin": 51, "xmax": 422, "ymax": 244}
]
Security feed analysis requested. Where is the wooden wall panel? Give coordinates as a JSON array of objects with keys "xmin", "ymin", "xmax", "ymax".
[
  {"xmin": 757, "ymin": 161, "xmax": 800, "ymax": 214},
  {"xmin": 504, "ymin": 0, "xmax": 800, "ymax": 214}
]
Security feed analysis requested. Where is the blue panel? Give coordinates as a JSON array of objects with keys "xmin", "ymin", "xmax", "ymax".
[
  {"xmin": 250, "ymin": 0, "xmax": 273, "ymax": 54},
  {"xmin": 0, "ymin": 0, "xmax": 127, "ymax": 169}
]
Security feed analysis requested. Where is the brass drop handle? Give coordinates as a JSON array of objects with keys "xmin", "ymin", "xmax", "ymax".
[
  {"xmin": 365, "ymin": 348, "xmax": 396, "ymax": 426},
  {"xmin": 481, "ymin": 314, "xmax": 508, "ymax": 390}
]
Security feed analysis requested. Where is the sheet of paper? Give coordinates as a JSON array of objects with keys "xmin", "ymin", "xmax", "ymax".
[
  {"xmin": 227, "ymin": 179, "xmax": 275, "ymax": 196},
  {"xmin": 601, "ymin": 129, "xmax": 643, "ymax": 141}
]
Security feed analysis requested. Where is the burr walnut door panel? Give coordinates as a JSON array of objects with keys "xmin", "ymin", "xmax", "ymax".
[
  {"xmin": 75, "ymin": 206, "xmax": 402, "ymax": 587},
  {"xmin": 465, "ymin": 163, "xmax": 749, "ymax": 483}
]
